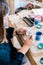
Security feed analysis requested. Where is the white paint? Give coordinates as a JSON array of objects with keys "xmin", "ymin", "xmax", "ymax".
[{"xmin": 14, "ymin": 0, "xmax": 28, "ymax": 11}]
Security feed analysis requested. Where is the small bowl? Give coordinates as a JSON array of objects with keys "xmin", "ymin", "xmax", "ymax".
[
  {"xmin": 36, "ymin": 24, "xmax": 42, "ymax": 29},
  {"xmin": 40, "ymin": 58, "xmax": 43, "ymax": 64},
  {"xmin": 37, "ymin": 43, "xmax": 43, "ymax": 49}
]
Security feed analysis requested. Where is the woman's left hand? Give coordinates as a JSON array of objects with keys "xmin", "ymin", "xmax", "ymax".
[{"xmin": 17, "ymin": 28, "xmax": 26, "ymax": 35}]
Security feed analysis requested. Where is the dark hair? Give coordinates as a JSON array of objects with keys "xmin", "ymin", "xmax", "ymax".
[{"xmin": 0, "ymin": 0, "xmax": 9, "ymax": 41}]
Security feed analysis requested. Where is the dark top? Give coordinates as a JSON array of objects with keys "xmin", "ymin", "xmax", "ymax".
[{"xmin": 0, "ymin": 27, "xmax": 24, "ymax": 65}]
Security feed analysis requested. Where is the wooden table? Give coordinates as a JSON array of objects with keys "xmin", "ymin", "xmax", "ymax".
[{"xmin": 8, "ymin": 13, "xmax": 43, "ymax": 65}]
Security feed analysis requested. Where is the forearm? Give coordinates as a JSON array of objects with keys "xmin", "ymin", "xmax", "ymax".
[
  {"xmin": 13, "ymin": 29, "xmax": 17, "ymax": 36},
  {"xmin": 18, "ymin": 44, "xmax": 30, "ymax": 55}
]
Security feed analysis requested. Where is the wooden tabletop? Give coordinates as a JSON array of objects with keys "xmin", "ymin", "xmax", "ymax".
[{"xmin": 8, "ymin": 11, "xmax": 43, "ymax": 65}]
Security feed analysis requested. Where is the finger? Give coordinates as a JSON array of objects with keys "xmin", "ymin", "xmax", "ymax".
[
  {"xmin": 26, "ymin": 35, "xmax": 32, "ymax": 40},
  {"xmin": 18, "ymin": 30, "xmax": 26, "ymax": 34},
  {"xmin": 19, "ymin": 31, "xmax": 26, "ymax": 35},
  {"xmin": 29, "ymin": 36, "xmax": 32, "ymax": 40},
  {"xmin": 22, "ymin": 30, "xmax": 26, "ymax": 34}
]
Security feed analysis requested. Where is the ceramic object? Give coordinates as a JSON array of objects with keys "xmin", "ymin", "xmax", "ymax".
[
  {"xmin": 40, "ymin": 58, "xmax": 43, "ymax": 64},
  {"xmin": 37, "ymin": 43, "xmax": 43, "ymax": 49},
  {"xmin": 36, "ymin": 32, "xmax": 42, "ymax": 41}
]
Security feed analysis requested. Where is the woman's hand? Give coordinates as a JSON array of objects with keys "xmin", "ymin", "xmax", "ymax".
[
  {"xmin": 18, "ymin": 35, "xmax": 34, "ymax": 55},
  {"xmin": 17, "ymin": 28, "xmax": 26, "ymax": 35},
  {"xmin": 13, "ymin": 28, "xmax": 26, "ymax": 36}
]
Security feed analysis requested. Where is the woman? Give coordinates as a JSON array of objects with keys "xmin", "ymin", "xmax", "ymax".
[{"xmin": 0, "ymin": 0, "xmax": 33, "ymax": 65}]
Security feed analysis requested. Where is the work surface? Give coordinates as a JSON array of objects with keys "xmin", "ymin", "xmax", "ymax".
[{"xmin": 8, "ymin": 9, "xmax": 43, "ymax": 65}]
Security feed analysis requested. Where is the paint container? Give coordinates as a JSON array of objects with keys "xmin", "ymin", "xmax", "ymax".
[
  {"xmin": 37, "ymin": 43, "xmax": 43, "ymax": 49},
  {"xmin": 40, "ymin": 58, "xmax": 43, "ymax": 64},
  {"xmin": 36, "ymin": 31, "xmax": 42, "ymax": 41},
  {"xmin": 35, "ymin": 15, "xmax": 41, "ymax": 25},
  {"xmin": 35, "ymin": 24, "xmax": 42, "ymax": 29}
]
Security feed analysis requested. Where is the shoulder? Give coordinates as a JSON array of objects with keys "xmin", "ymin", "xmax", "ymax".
[{"xmin": 6, "ymin": 27, "xmax": 15, "ymax": 39}]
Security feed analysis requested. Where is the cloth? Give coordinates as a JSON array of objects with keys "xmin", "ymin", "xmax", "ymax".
[{"xmin": 0, "ymin": 27, "xmax": 24, "ymax": 65}]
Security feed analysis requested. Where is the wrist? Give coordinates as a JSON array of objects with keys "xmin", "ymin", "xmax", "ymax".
[
  {"xmin": 18, "ymin": 44, "xmax": 30, "ymax": 55},
  {"xmin": 24, "ymin": 44, "xmax": 30, "ymax": 49}
]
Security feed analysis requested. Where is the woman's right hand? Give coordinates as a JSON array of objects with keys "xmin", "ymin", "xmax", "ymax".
[
  {"xmin": 24, "ymin": 35, "xmax": 34, "ymax": 48},
  {"xmin": 18, "ymin": 35, "xmax": 34, "ymax": 55}
]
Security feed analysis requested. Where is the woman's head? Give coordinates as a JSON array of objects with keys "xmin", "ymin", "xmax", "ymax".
[{"xmin": 0, "ymin": 0, "xmax": 9, "ymax": 41}]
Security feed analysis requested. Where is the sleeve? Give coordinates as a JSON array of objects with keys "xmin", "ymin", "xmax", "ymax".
[
  {"xmin": 10, "ymin": 52, "xmax": 24, "ymax": 65},
  {"xmin": 0, "ymin": 47, "xmax": 11, "ymax": 65},
  {"xmin": 0, "ymin": 45, "xmax": 24, "ymax": 65},
  {"xmin": 6, "ymin": 27, "xmax": 15, "ymax": 39}
]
